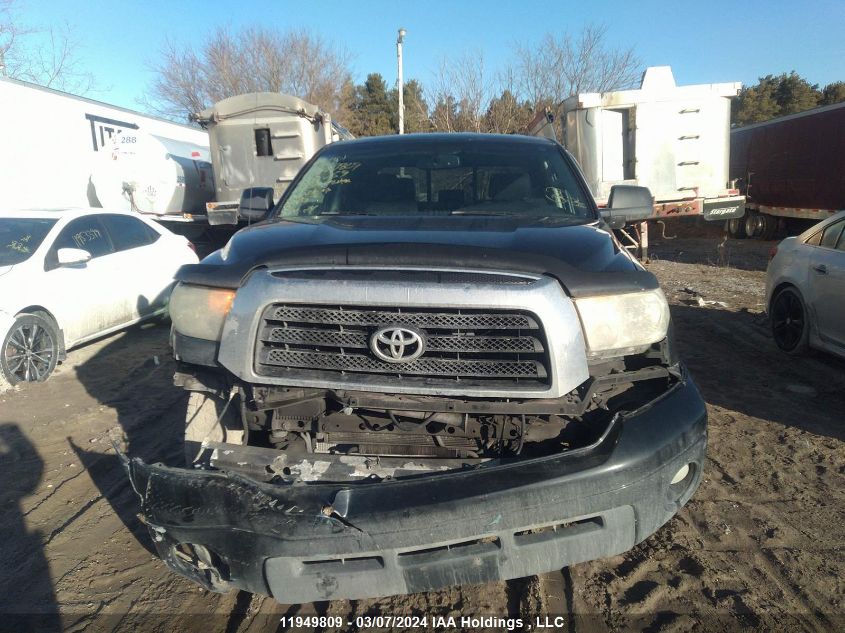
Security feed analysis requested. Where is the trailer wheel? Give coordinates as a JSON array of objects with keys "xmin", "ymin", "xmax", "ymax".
[
  {"xmin": 759, "ymin": 213, "xmax": 778, "ymax": 240},
  {"xmin": 184, "ymin": 391, "xmax": 246, "ymax": 464},
  {"xmin": 744, "ymin": 211, "xmax": 763, "ymax": 238},
  {"xmin": 770, "ymin": 286, "xmax": 810, "ymax": 355},
  {"xmin": 726, "ymin": 217, "xmax": 747, "ymax": 239}
]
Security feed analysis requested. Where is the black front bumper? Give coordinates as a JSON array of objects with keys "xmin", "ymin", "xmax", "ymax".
[{"xmin": 123, "ymin": 375, "xmax": 706, "ymax": 604}]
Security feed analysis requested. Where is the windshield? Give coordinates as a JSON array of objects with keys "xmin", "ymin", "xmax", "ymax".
[
  {"xmin": 0, "ymin": 218, "xmax": 57, "ymax": 266},
  {"xmin": 277, "ymin": 140, "xmax": 595, "ymax": 221}
]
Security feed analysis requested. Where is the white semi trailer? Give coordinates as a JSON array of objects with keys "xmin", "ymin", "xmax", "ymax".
[
  {"xmin": 0, "ymin": 77, "xmax": 212, "ymax": 216},
  {"xmin": 528, "ymin": 67, "xmax": 745, "ymax": 258}
]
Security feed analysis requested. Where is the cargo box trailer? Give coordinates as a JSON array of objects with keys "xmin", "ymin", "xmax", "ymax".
[
  {"xmin": 728, "ymin": 102, "xmax": 845, "ymax": 239},
  {"xmin": 529, "ymin": 67, "xmax": 745, "ymax": 257}
]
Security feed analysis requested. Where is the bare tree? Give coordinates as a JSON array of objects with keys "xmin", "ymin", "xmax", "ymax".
[
  {"xmin": 145, "ymin": 27, "xmax": 353, "ymax": 122},
  {"xmin": 484, "ymin": 68, "xmax": 533, "ymax": 134},
  {"xmin": 429, "ymin": 51, "xmax": 494, "ymax": 132},
  {"xmin": 428, "ymin": 25, "xmax": 637, "ymax": 136},
  {"xmin": 514, "ymin": 24, "xmax": 641, "ymax": 112},
  {"xmin": 1, "ymin": 1, "xmax": 94, "ymax": 94}
]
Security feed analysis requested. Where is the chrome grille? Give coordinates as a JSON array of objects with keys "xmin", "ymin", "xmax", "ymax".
[{"xmin": 255, "ymin": 304, "xmax": 550, "ymax": 388}]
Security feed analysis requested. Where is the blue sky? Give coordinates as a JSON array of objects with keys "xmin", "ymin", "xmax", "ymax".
[{"xmin": 13, "ymin": 0, "xmax": 845, "ymax": 111}]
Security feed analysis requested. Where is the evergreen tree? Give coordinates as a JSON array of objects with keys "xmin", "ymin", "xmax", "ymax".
[
  {"xmin": 389, "ymin": 79, "xmax": 431, "ymax": 133},
  {"xmin": 484, "ymin": 89, "xmax": 534, "ymax": 134},
  {"xmin": 820, "ymin": 81, "xmax": 845, "ymax": 106},
  {"xmin": 732, "ymin": 72, "xmax": 823, "ymax": 125},
  {"xmin": 347, "ymin": 73, "xmax": 395, "ymax": 137},
  {"xmin": 774, "ymin": 72, "xmax": 820, "ymax": 115}
]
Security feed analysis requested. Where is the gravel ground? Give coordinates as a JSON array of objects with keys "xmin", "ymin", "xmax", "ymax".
[{"xmin": 0, "ymin": 236, "xmax": 842, "ymax": 632}]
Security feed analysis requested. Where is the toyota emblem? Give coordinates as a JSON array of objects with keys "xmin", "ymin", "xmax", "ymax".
[{"xmin": 370, "ymin": 325, "xmax": 426, "ymax": 363}]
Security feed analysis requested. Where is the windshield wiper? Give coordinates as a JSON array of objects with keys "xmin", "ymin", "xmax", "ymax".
[{"xmin": 449, "ymin": 210, "xmax": 515, "ymax": 216}]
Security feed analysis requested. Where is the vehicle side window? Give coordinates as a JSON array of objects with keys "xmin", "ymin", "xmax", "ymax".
[
  {"xmin": 837, "ymin": 230, "xmax": 845, "ymax": 252},
  {"xmin": 100, "ymin": 215, "xmax": 159, "ymax": 252},
  {"xmin": 820, "ymin": 220, "xmax": 845, "ymax": 249},
  {"xmin": 52, "ymin": 216, "xmax": 113, "ymax": 258},
  {"xmin": 804, "ymin": 231, "xmax": 822, "ymax": 246}
]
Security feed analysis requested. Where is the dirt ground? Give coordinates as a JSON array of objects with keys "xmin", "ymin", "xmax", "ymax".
[{"xmin": 1, "ymin": 235, "xmax": 843, "ymax": 632}]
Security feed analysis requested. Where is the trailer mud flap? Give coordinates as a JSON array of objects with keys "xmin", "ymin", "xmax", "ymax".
[{"xmin": 703, "ymin": 197, "xmax": 745, "ymax": 220}]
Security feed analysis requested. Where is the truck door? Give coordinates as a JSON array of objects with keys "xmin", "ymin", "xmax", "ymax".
[{"xmin": 807, "ymin": 218, "xmax": 845, "ymax": 348}]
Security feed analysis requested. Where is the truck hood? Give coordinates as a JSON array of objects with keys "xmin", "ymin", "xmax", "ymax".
[{"xmin": 178, "ymin": 216, "xmax": 657, "ymax": 297}]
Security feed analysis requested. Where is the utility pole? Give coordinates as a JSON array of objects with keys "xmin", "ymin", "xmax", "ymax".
[{"xmin": 397, "ymin": 27, "xmax": 406, "ymax": 134}]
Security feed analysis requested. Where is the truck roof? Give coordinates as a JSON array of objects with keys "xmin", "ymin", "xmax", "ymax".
[
  {"xmin": 194, "ymin": 92, "xmax": 323, "ymax": 123},
  {"xmin": 328, "ymin": 132, "xmax": 558, "ymax": 148}
]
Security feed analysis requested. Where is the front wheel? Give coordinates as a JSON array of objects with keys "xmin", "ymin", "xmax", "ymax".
[
  {"xmin": 184, "ymin": 391, "xmax": 246, "ymax": 464},
  {"xmin": 1, "ymin": 314, "xmax": 60, "ymax": 385},
  {"xmin": 770, "ymin": 286, "xmax": 810, "ymax": 354}
]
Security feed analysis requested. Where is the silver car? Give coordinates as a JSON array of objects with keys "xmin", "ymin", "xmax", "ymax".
[{"xmin": 766, "ymin": 211, "xmax": 845, "ymax": 358}]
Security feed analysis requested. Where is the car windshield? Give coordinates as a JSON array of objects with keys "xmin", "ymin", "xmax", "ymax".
[
  {"xmin": 0, "ymin": 218, "xmax": 57, "ymax": 266},
  {"xmin": 277, "ymin": 140, "xmax": 594, "ymax": 222}
]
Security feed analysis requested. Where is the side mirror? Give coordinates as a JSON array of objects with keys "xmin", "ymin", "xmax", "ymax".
[
  {"xmin": 57, "ymin": 247, "xmax": 92, "ymax": 266},
  {"xmin": 601, "ymin": 185, "xmax": 654, "ymax": 229},
  {"xmin": 238, "ymin": 187, "xmax": 275, "ymax": 223}
]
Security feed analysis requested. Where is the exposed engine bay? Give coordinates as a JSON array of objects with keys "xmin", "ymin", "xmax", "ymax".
[{"xmin": 210, "ymin": 347, "xmax": 678, "ymax": 467}]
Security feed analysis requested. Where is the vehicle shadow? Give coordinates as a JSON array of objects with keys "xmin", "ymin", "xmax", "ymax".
[
  {"xmin": 670, "ymin": 302, "xmax": 845, "ymax": 441},
  {"xmin": 71, "ymin": 304, "xmax": 186, "ymax": 554},
  {"xmin": 0, "ymin": 423, "xmax": 62, "ymax": 632}
]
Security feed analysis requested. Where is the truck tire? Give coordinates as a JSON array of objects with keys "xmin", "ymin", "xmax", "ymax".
[
  {"xmin": 770, "ymin": 286, "xmax": 810, "ymax": 355},
  {"xmin": 726, "ymin": 216, "xmax": 747, "ymax": 239},
  {"xmin": 744, "ymin": 211, "xmax": 763, "ymax": 239},
  {"xmin": 184, "ymin": 391, "xmax": 246, "ymax": 464},
  {"xmin": 1, "ymin": 313, "xmax": 60, "ymax": 385},
  {"xmin": 759, "ymin": 213, "xmax": 778, "ymax": 240}
]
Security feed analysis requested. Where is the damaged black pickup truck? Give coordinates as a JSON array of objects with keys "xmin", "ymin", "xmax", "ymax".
[{"xmin": 121, "ymin": 134, "xmax": 706, "ymax": 603}]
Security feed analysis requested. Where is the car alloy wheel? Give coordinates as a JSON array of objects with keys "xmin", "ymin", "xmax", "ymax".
[
  {"xmin": 1, "ymin": 314, "xmax": 59, "ymax": 384},
  {"xmin": 770, "ymin": 287, "xmax": 809, "ymax": 354}
]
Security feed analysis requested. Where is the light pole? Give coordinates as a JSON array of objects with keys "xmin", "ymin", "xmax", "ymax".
[{"xmin": 397, "ymin": 27, "xmax": 406, "ymax": 135}]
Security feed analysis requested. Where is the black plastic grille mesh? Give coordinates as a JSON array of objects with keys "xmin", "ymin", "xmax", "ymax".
[
  {"xmin": 262, "ymin": 349, "xmax": 545, "ymax": 378},
  {"xmin": 267, "ymin": 306, "xmax": 536, "ymax": 330},
  {"xmin": 265, "ymin": 327, "xmax": 542, "ymax": 353},
  {"xmin": 255, "ymin": 303, "xmax": 550, "ymax": 386}
]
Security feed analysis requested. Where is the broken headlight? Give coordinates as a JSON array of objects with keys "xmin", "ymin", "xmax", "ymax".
[{"xmin": 573, "ymin": 288, "xmax": 670, "ymax": 359}]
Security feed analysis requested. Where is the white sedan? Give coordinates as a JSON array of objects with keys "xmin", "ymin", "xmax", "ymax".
[
  {"xmin": 0, "ymin": 208, "xmax": 198, "ymax": 384},
  {"xmin": 766, "ymin": 210, "xmax": 845, "ymax": 359}
]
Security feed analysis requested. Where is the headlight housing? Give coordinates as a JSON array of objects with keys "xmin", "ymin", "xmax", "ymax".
[
  {"xmin": 573, "ymin": 288, "xmax": 670, "ymax": 359},
  {"xmin": 169, "ymin": 283, "xmax": 236, "ymax": 341}
]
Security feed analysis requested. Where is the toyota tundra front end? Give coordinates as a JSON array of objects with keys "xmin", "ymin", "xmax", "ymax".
[{"xmin": 121, "ymin": 134, "xmax": 707, "ymax": 603}]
